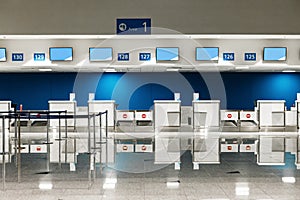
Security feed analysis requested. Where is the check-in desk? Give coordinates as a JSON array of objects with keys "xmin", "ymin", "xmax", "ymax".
[
  {"xmin": 220, "ymin": 110, "xmax": 239, "ymax": 132},
  {"xmin": 239, "ymin": 111, "xmax": 258, "ymax": 132},
  {"xmin": 115, "ymin": 110, "xmax": 135, "ymax": 132},
  {"xmin": 256, "ymin": 100, "xmax": 286, "ymax": 165},
  {"xmin": 154, "ymin": 100, "xmax": 181, "ymax": 131},
  {"xmin": 88, "ymin": 100, "xmax": 116, "ymax": 127},
  {"xmin": 192, "ymin": 100, "xmax": 220, "ymax": 130},
  {"xmin": 48, "ymin": 100, "xmax": 77, "ymax": 127}
]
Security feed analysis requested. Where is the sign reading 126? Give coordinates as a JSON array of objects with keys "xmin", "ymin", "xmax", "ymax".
[{"xmin": 223, "ymin": 53, "xmax": 234, "ymax": 61}]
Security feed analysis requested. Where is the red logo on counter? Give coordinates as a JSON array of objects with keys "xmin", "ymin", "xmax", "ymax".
[
  {"xmin": 123, "ymin": 146, "xmax": 128, "ymax": 151},
  {"xmin": 36, "ymin": 146, "xmax": 41, "ymax": 151},
  {"xmin": 246, "ymin": 114, "xmax": 251, "ymax": 118},
  {"xmin": 142, "ymin": 114, "xmax": 146, "ymax": 118},
  {"xmin": 123, "ymin": 114, "xmax": 128, "ymax": 119},
  {"xmin": 141, "ymin": 145, "xmax": 147, "ymax": 151},
  {"xmin": 246, "ymin": 145, "xmax": 251, "ymax": 150},
  {"xmin": 227, "ymin": 114, "xmax": 232, "ymax": 118},
  {"xmin": 227, "ymin": 146, "xmax": 232, "ymax": 150}
]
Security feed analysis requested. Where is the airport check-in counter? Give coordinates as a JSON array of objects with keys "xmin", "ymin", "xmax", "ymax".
[
  {"xmin": 48, "ymin": 100, "xmax": 77, "ymax": 164},
  {"xmin": 48, "ymin": 100, "xmax": 77, "ymax": 127},
  {"xmin": 135, "ymin": 110, "xmax": 153, "ymax": 126},
  {"xmin": 256, "ymin": 100, "xmax": 286, "ymax": 165},
  {"xmin": 0, "ymin": 101, "xmax": 11, "ymax": 163},
  {"xmin": 239, "ymin": 111, "xmax": 258, "ymax": 132},
  {"xmin": 257, "ymin": 100, "xmax": 286, "ymax": 131},
  {"xmin": 192, "ymin": 100, "xmax": 220, "ymax": 130},
  {"xmin": 220, "ymin": 110, "xmax": 239, "ymax": 132},
  {"xmin": 154, "ymin": 100, "xmax": 181, "ymax": 130},
  {"xmin": 88, "ymin": 100, "xmax": 115, "ymax": 127}
]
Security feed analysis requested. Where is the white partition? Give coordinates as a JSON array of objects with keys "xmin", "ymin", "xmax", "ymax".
[
  {"xmin": 193, "ymin": 100, "xmax": 220, "ymax": 128},
  {"xmin": 155, "ymin": 137, "xmax": 180, "ymax": 169},
  {"xmin": 88, "ymin": 100, "xmax": 115, "ymax": 127},
  {"xmin": 257, "ymin": 100, "xmax": 285, "ymax": 127},
  {"xmin": 0, "ymin": 101, "xmax": 11, "ymax": 163},
  {"xmin": 49, "ymin": 100, "xmax": 76, "ymax": 127},
  {"xmin": 154, "ymin": 100, "xmax": 181, "ymax": 129}
]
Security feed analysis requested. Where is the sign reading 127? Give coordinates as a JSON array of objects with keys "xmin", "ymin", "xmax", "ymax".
[
  {"xmin": 139, "ymin": 53, "xmax": 151, "ymax": 61},
  {"xmin": 117, "ymin": 18, "xmax": 151, "ymax": 35}
]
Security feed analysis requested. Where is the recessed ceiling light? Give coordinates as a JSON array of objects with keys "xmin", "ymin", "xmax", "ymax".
[
  {"xmin": 104, "ymin": 68, "xmax": 116, "ymax": 72},
  {"xmin": 235, "ymin": 66, "xmax": 250, "ymax": 70},
  {"xmin": 38, "ymin": 68, "xmax": 52, "ymax": 72},
  {"xmin": 282, "ymin": 70, "xmax": 296, "ymax": 73},
  {"xmin": 282, "ymin": 177, "xmax": 296, "ymax": 183}
]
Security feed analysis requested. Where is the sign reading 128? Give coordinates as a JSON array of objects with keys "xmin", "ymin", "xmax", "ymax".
[{"xmin": 118, "ymin": 53, "xmax": 129, "ymax": 61}]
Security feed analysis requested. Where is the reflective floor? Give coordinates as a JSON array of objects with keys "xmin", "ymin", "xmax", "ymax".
[{"xmin": 0, "ymin": 151, "xmax": 300, "ymax": 200}]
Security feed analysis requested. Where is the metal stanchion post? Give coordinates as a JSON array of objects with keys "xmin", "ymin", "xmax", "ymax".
[
  {"xmin": 65, "ymin": 111, "xmax": 68, "ymax": 163},
  {"xmin": 2, "ymin": 116, "xmax": 6, "ymax": 190},
  {"xmin": 17, "ymin": 114, "xmax": 21, "ymax": 183},
  {"xmin": 93, "ymin": 114, "xmax": 96, "ymax": 180},
  {"xmin": 99, "ymin": 113, "xmax": 102, "ymax": 172},
  {"xmin": 46, "ymin": 113, "xmax": 50, "ymax": 172},
  {"xmin": 58, "ymin": 112, "xmax": 61, "ymax": 169},
  {"xmin": 106, "ymin": 110, "xmax": 108, "ymax": 166}
]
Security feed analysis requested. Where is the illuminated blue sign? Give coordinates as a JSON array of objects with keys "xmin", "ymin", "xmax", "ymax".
[
  {"xmin": 12, "ymin": 53, "xmax": 24, "ymax": 61},
  {"xmin": 117, "ymin": 18, "xmax": 151, "ymax": 35},
  {"xmin": 139, "ymin": 53, "xmax": 151, "ymax": 61},
  {"xmin": 223, "ymin": 53, "xmax": 234, "ymax": 61},
  {"xmin": 34, "ymin": 53, "xmax": 45, "ymax": 61},
  {"xmin": 118, "ymin": 53, "xmax": 129, "ymax": 61}
]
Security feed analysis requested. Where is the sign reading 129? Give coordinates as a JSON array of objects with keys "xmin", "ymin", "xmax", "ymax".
[{"xmin": 34, "ymin": 53, "xmax": 46, "ymax": 61}]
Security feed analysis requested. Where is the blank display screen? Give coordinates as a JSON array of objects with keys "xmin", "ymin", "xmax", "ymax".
[{"xmin": 49, "ymin": 47, "xmax": 73, "ymax": 61}]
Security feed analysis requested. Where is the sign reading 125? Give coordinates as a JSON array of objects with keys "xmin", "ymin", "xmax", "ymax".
[
  {"xmin": 118, "ymin": 53, "xmax": 129, "ymax": 61},
  {"xmin": 34, "ymin": 53, "xmax": 46, "ymax": 61},
  {"xmin": 223, "ymin": 53, "xmax": 234, "ymax": 61},
  {"xmin": 139, "ymin": 53, "xmax": 151, "ymax": 61},
  {"xmin": 244, "ymin": 53, "xmax": 256, "ymax": 61}
]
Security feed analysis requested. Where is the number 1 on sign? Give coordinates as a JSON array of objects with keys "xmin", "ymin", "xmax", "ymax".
[{"xmin": 142, "ymin": 22, "xmax": 147, "ymax": 32}]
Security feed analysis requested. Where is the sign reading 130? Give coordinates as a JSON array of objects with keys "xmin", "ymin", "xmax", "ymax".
[{"xmin": 12, "ymin": 53, "xmax": 24, "ymax": 61}]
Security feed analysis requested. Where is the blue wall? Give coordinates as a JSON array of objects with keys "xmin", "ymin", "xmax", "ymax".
[{"xmin": 0, "ymin": 72, "xmax": 299, "ymax": 110}]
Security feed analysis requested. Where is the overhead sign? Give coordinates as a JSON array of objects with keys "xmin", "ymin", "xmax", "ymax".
[
  {"xmin": 34, "ymin": 53, "xmax": 46, "ymax": 61},
  {"xmin": 116, "ymin": 18, "xmax": 151, "ymax": 35},
  {"xmin": 223, "ymin": 53, "xmax": 234, "ymax": 61},
  {"xmin": 244, "ymin": 53, "xmax": 256, "ymax": 61},
  {"xmin": 118, "ymin": 53, "xmax": 129, "ymax": 61},
  {"xmin": 139, "ymin": 53, "xmax": 151, "ymax": 61},
  {"xmin": 12, "ymin": 53, "xmax": 24, "ymax": 61}
]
